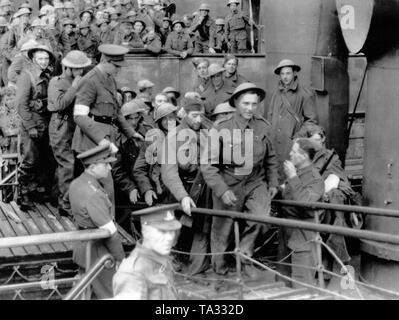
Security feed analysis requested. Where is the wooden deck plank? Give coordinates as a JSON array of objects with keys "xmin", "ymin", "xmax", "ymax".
[
  {"xmin": 44, "ymin": 203, "xmax": 77, "ymax": 231},
  {"xmin": 9, "ymin": 202, "xmax": 51, "ymax": 254},
  {"xmin": 0, "ymin": 206, "xmax": 27, "ymax": 257},
  {"xmin": 34, "ymin": 203, "xmax": 69, "ymax": 252},
  {"xmin": 0, "ymin": 203, "xmax": 40, "ymax": 255},
  {"xmin": 0, "ymin": 220, "xmax": 13, "ymax": 257},
  {"xmin": 25, "ymin": 208, "xmax": 58, "ymax": 253}
]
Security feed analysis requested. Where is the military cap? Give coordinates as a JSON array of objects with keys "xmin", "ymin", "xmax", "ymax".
[
  {"xmin": 215, "ymin": 18, "xmax": 225, "ymax": 25},
  {"xmin": 184, "ymin": 91, "xmax": 206, "ymax": 101},
  {"xmin": 212, "ymin": 102, "xmax": 236, "ymax": 116},
  {"xmin": 208, "ymin": 63, "xmax": 225, "ymax": 77},
  {"xmin": 132, "ymin": 18, "xmax": 146, "ymax": 28},
  {"xmin": 30, "ymin": 18, "xmax": 45, "ymax": 28},
  {"xmin": 64, "ymin": 2, "xmax": 75, "ymax": 9},
  {"xmin": 139, "ymin": 210, "xmax": 182, "ymax": 231},
  {"xmin": 182, "ymin": 97, "xmax": 204, "ymax": 113},
  {"xmin": 62, "ymin": 50, "xmax": 92, "ymax": 68},
  {"xmin": 229, "ymin": 82, "xmax": 266, "ymax": 107},
  {"xmin": 78, "ymin": 21, "xmax": 91, "ymax": 29},
  {"xmin": 137, "ymin": 79, "xmax": 155, "ymax": 89},
  {"xmin": 77, "ymin": 142, "xmax": 116, "ymax": 165},
  {"xmin": 227, "ymin": 0, "xmax": 240, "ymax": 6},
  {"xmin": 0, "ymin": 16, "xmax": 7, "ymax": 27},
  {"xmin": 120, "ymin": 86, "xmax": 136, "ymax": 96},
  {"xmin": 19, "ymin": 3, "xmax": 32, "ymax": 11},
  {"xmin": 274, "ymin": 59, "xmax": 301, "ymax": 75},
  {"xmin": 0, "ymin": 0, "xmax": 11, "ymax": 7},
  {"xmin": 96, "ymin": 18, "xmax": 109, "ymax": 26},
  {"xmin": 79, "ymin": 8, "xmax": 94, "ymax": 19},
  {"xmin": 154, "ymin": 103, "xmax": 177, "ymax": 122},
  {"xmin": 121, "ymin": 99, "xmax": 146, "ymax": 117},
  {"xmin": 162, "ymin": 86, "xmax": 180, "ymax": 99},
  {"xmin": 99, "ymin": 44, "xmax": 129, "ymax": 67},
  {"xmin": 199, "ymin": 3, "xmax": 211, "ymax": 11},
  {"xmin": 14, "ymin": 8, "xmax": 31, "ymax": 18},
  {"xmin": 20, "ymin": 39, "xmax": 39, "ymax": 52},
  {"xmin": 172, "ymin": 19, "xmax": 185, "ymax": 28},
  {"xmin": 63, "ymin": 18, "xmax": 77, "ymax": 27},
  {"xmin": 28, "ymin": 44, "xmax": 55, "ymax": 63}
]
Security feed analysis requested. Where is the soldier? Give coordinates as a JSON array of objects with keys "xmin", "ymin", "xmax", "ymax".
[
  {"xmin": 137, "ymin": 79, "xmax": 155, "ymax": 99},
  {"xmin": 277, "ymin": 138, "xmax": 324, "ymax": 288},
  {"xmin": 225, "ymin": 0, "xmax": 251, "ymax": 54},
  {"xmin": 211, "ymin": 101, "xmax": 236, "ymax": 125},
  {"xmin": 77, "ymin": 21, "xmax": 100, "ymax": 62},
  {"xmin": 161, "ymin": 98, "xmax": 212, "ymax": 276},
  {"xmin": 126, "ymin": 10, "xmax": 138, "ymax": 24},
  {"xmin": 201, "ymin": 83, "xmax": 279, "ymax": 278},
  {"xmin": 95, "ymin": 0, "xmax": 107, "ymax": 20},
  {"xmin": 137, "ymin": 91, "xmax": 155, "ymax": 127},
  {"xmin": 209, "ymin": 18, "xmax": 227, "ymax": 54},
  {"xmin": 60, "ymin": 19, "xmax": 79, "ymax": 55},
  {"xmin": 189, "ymin": 3, "xmax": 215, "ymax": 54},
  {"xmin": 134, "ymin": 102, "xmax": 177, "ymax": 206},
  {"xmin": 119, "ymin": 86, "xmax": 137, "ymax": 105},
  {"xmin": 165, "ymin": 19, "xmax": 193, "ymax": 59},
  {"xmin": 135, "ymin": 0, "xmax": 157, "ymax": 32},
  {"xmin": 107, "ymin": 7, "xmax": 122, "ymax": 36},
  {"xmin": 112, "ymin": 99, "xmax": 151, "ymax": 210},
  {"xmin": 64, "ymin": 2, "xmax": 77, "ymax": 20},
  {"xmin": 0, "ymin": 0, "xmax": 12, "ymax": 21},
  {"xmin": 159, "ymin": 17, "xmax": 171, "ymax": 46},
  {"xmin": 48, "ymin": 50, "xmax": 91, "ymax": 217},
  {"xmin": 113, "ymin": 210, "xmax": 181, "ymax": 300},
  {"xmin": 7, "ymin": 39, "xmax": 38, "ymax": 87},
  {"xmin": 152, "ymin": 93, "xmax": 169, "ymax": 112},
  {"xmin": 192, "ymin": 58, "xmax": 211, "ymax": 95},
  {"xmin": 69, "ymin": 143, "xmax": 125, "ymax": 299},
  {"xmin": 97, "ymin": 18, "xmax": 114, "ymax": 45},
  {"xmin": 162, "ymin": 87, "xmax": 180, "ymax": 107},
  {"xmin": 202, "ymin": 63, "xmax": 232, "ymax": 118},
  {"xmin": 72, "ymin": 44, "xmax": 138, "ymax": 215},
  {"xmin": 16, "ymin": 45, "xmax": 55, "ymax": 210},
  {"xmin": 266, "ymin": 59, "xmax": 318, "ymax": 183},
  {"xmin": 223, "ymin": 54, "xmax": 248, "ymax": 93},
  {"xmin": 54, "ymin": 2, "xmax": 67, "ymax": 32}
]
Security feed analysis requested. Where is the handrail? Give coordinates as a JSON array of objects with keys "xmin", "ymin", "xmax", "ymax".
[
  {"xmin": 0, "ymin": 277, "xmax": 79, "ymax": 293},
  {"xmin": 273, "ymin": 199, "xmax": 399, "ymax": 218},
  {"xmin": 64, "ymin": 254, "xmax": 114, "ymax": 301},
  {"xmin": 0, "ymin": 229, "xmax": 110, "ymax": 249},
  {"xmin": 131, "ymin": 204, "xmax": 399, "ymax": 245}
]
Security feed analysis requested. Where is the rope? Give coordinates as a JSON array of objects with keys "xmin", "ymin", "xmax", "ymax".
[
  {"xmin": 171, "ymin": 249, "xmax": 236, "ymax": 257},
  {"xmin": 238, "ymin": 252, "xmax": 353, "ymax": 300}
]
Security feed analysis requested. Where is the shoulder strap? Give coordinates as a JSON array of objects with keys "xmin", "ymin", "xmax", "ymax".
[
  {"xmin": 24, "ymin": 69, "xmax": 37, "ymax": 99},
  {"xmin": 280, "ymin": 93, "xmax": 301, "ymax": 125}
]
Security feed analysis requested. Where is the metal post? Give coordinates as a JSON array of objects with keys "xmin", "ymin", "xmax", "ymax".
[
  {"xmin": 314, "ymin": 212, "xmax": 325, "ymax": 289},
  {"xmin": 234, "ymin": 220, "xmax": 244, "ymax": 300},
  {"xmin": 84, "ymin": 240, "xmax": 93, "ymax": 300}
]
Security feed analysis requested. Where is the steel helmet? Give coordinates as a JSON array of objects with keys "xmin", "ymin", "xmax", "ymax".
[
  {"xmin": 212, "ymin": 102, "xmax": 236, "ymax": 116},
  {"xmin": 78, "ymin": 21, "xmax": 91, "ymax": 29},
  {"xmin": 208, "ymin": 63, "xmax": 225, "ymax": 77},
  {"xmin": 229, "ymin": 82, "xmax": 266, "ymax": 107},
  {"xmin": 121, "ymin": 99, "xmax": 147, "ymax": 117},
  {"xmin": 30, "ymin": 18, "xmax": 44, "ymax": 28},
  {"xmin": 227, "ymin": 0, "xmax": 240, "ymax": 6},
  {"xmin": 119, "ymin": 86, "xmax": 137, "ymax": 98},
  {"xmin": 137, "ymin": 79, "xmax": 155, "ymax": 89},
  {"xmin": 154, "ymin": 103, "xmax": 177, "ymax": 122},
  {"xmin": 20, "ymin": 39, "xmax": 39, "ymax": 52},
  {"xmin": 27, "ymin": 44, "xmax": 55, "ymax": 63},
  {"xmin": 62, "ymin": 18, "xmax": 77, "ymax": 27},
  {"xmin": 54, "ymin": 2, "xmax": 65, "ymax": 10},
  {"xmin": 215, "ymin": 18, "xmax": 225, "ymax": 25},
  {"xmin": 199, "ymin": 3, "xmax": 211, "ymax": 11},
  {"xmin": 0, "ymin": 0, "xmax": 11, "ymax": 7},
  {"xmin": 0, "ymin": 16, "xmax": 7, "ymax": 27},
  {"xmin": 62, "ymin": 50, "xmax": 91, "ymax": 69},
  {"xmin": 14, "ymin": 8, "xmax": 31, "ymax": 18},
  {"xmin": 274, "ymin": 59, "xmax": 301, "ymax": 75},
  {"xmin": 162, "ymin": 87, "xmax": 180, "ymax": 99},
  {"xmin": 64, "ymin": 2, "xmax": 74, "ymax": 9},
  {"xmin": 142, "ymin": 0, "xmax": 155, "ymax": 6},
  {"xmin": 126, "ymin": 10, "xmax": 137, "ymax": 18}
]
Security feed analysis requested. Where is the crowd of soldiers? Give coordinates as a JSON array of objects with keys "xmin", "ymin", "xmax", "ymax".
[{"xmin": 0, "ymin": 0, "xmax": 362, "ymax": 300}]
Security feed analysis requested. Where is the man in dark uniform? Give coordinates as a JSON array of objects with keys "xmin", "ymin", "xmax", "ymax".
[
  {"xmin": 72, "ymin": 44, "xmax": 138, "ymax": 216},
  {"xmin": 201, "ymin": 83, "xmax": 279, "ymax": 278},
  {"xmin": 48, "ymin": 50, "xmax": 91, "ymax": 217},
  {"xmin": 16, "ymin": 44, "xmax": 55, "ymax": 210},
  {"xmin": 165, "ymin": 20, "xmax": 194, "ymax": 59},
  {"xmin": 59, "ymin": 19, "xmax": 79, "ymax": 56},
  {"xmin": 113, "ymin": 210, "xmax": 181, "ymax": 300},
  {"xmin": 77, "ymin": 21, "xmax": 100, "ymax": 62},
  {"xmin": 266, "ymin": 59, "xmax": 318, "ymax": 184},
  {"xmin": 277, "ymin": 138, "xmax": 324, "ymax": 288},
  {"xmin": 189, "ymin": 3, "xmax": 215, "ymax": 54},
  {"xmin": 69, "ymin": 143, "xmax": 125, "ymax": 299},
  {"xmin": 225, "ymin": 0, "xmax": 250, "ymax": 54}
]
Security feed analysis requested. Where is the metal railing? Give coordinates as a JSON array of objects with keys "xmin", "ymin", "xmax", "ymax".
[{"xmin": 130, "ymin": 201, "xmax": 399, "ymax": 299}]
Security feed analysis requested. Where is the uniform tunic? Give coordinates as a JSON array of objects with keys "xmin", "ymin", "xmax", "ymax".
[
  {"xmin": 267, "ymin": 78, "xmax": 318, "ymax": 183},
  {"xmin": 69, "ymin": 172, "xmax": 125, "ymax": 299},
  {"xmin": 113, "ymin": 243, "xmax": 178, "ymax": 300},
  {"xmin": 278, "ymin": 164, "xmax": 324, "ymax": 287},
  {"xmin": 189, "ymin": 15, "xmax": 215, "ymax": 54},
  {"xmin": 47, "ymin": 73, "xmax": 77, "ymax": 213},
  {"xmin": 225, "ymin": 11, "xmax": 249, "ymax": 53},
  {"xmin": 164, "ymin": 31, "xmax": 194, "ymax": 57},
  {"xmin": 201, "ymin": 113, "xmax": 278, "ymax": 274}
]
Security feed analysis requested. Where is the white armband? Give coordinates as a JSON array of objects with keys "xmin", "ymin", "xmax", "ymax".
[
  {"xmin": 324, "ymin": 174, "xmax": 340, "ymax": 193},
  {"xmin": 74, "ymin": 104, "xmax": 90, "ymax": 116},
  {"xmin": 100, "ymin": 221, "xmax": 117, "ymax": 235}
]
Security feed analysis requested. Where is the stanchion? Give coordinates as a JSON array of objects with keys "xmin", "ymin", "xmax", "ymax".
[
  {"xmin": 234, "ymin": 220, "xmax": 244, "ymax": 300},
  {"xmin": 314, "ymin": 211, "xmax": 325, "ymax": 289}
]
